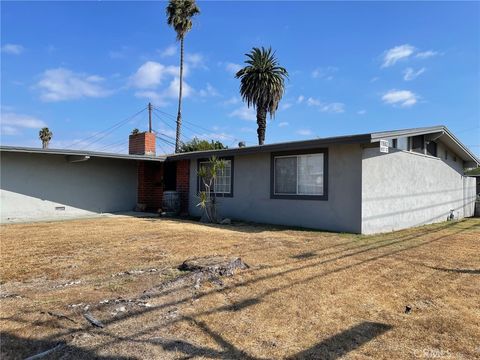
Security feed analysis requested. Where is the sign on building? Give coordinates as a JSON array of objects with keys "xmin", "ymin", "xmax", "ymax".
[{"xmin": 380, "ymin": 139, "xmax": 389, "ymax": 153}]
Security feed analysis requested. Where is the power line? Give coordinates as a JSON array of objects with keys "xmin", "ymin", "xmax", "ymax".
[
  {"xmin": 98, "ymin": 139, "xmax": 129, "ymax": 152},
  {"xmin": 80, "ymin": 108, "xmax": 147, "ymax": 150},
  {"xmin": 153, "ymin": 132, "xmax": 176, "ymax": 147},
  {"xmin": 67, "ymin": 107, "xmax": 147, "ymax": 149},
  {"xmin": 152, "ymin": 105, "xmax": 256, "ymax": 145},
  {"xmin": 152, "ymin": 107, "xmax": 218, "ymax": 142},
  {"xmin": 152, "ymin": 110, "xmax": 193, "ymax": 143}
]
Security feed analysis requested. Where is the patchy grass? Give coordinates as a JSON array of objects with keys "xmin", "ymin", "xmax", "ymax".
[{"xmin": 0, "ymin": 216, "xmax": 479, "ymax": 359}]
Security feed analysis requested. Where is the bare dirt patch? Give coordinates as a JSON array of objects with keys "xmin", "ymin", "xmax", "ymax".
[{"xmin": 1, "ymin": 216, "xmax": 479, "ymax": 359}]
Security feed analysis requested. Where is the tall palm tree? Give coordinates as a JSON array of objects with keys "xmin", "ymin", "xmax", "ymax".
[
  {"xmin": 39, "ymin": 127, "xmax": 52, "ymax": 149},
  {"xmin": 166, "ymin": 0, "xmax": 200, "ymax": 153},
  {"xmin": 236, "ymin": 47, "xmax": 288, "ymax": 145}
]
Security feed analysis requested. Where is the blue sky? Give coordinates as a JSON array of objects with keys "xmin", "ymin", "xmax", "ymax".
[{"xmin": 1, "ymin": 1, "xmax": 479, "ymax": 155}]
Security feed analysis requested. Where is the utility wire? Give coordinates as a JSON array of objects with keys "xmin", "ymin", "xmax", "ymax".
[
  {"xmin": 98, "ymin": 139, "xmax": 128, "ymax": 152},
  {"xmin": 152, "ymin": 110, "xmax": 193, "ymax": 143},
  {"xmin": 67, "ymin": 107, "xmax": 146, "ymax": 149},
  {"xmin": 152, "ymin": 105, "xmax": 256, "ymax": 145},
  {"xmin": 80, "ymin": 108, "xmax": 147, "ymax": 150}
]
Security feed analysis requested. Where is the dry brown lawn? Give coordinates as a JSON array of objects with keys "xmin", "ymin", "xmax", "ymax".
[{"xmin": 0, "ymin": 216, "xmax": 479, "ymax": 359}]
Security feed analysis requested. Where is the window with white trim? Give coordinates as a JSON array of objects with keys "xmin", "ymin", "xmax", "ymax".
[
  {"xmin": 274, "ymin": 153, "xmax": 325, "ymax": 196},
  {"xmin": 198, "ymin": 159, "xmax": 232, "ymax": 195}
]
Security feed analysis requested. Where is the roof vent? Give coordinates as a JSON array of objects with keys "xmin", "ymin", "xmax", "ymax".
[{"xmin": 238, "ymin": 141, "xmax": 246, "ymax": 148}]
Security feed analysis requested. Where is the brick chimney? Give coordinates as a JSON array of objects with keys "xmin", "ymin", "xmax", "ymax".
[{"xmin": 129, "ymin": 131, "xmax": 156, "ymax": 155}]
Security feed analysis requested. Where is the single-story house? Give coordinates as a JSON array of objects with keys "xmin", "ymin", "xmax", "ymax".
[{"xmin": 1, "ymin": 125, "xmax": 478, "ymax": 234}]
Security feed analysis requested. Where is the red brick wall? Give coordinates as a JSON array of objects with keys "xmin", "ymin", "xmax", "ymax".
[
  {"xmin": 176, "ymin": 160, "xmax": 190, "ymax": 215},
  {"xmin": 129, "ymin": 132, "xmax": 156, "ymax": 155},
  {"xmin": 136, "ymin": 159, "xmax": 189, "ymax": 214},
  {"xmin": 137, "ymin": 161, "xmax": 163, "ymax": 210}
]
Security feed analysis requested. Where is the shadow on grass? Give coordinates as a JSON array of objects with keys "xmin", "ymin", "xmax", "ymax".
[
  {"xmin": 142, "ymin": 215, "xmax": 349, "ymax": 235},
  {"xmin": 425, "ymin": 266, "xmax": 480, "ymax": 274},
  {"xmin": 0, "ymin": 332, "xmax": 134, "ymax": 360},
  {"xmin": 287, "ymin": 321, "xmax": 392, "ymax": 360}
]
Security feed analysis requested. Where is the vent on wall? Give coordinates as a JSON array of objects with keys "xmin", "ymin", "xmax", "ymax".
[{"xmin": 55, "ymin": 206, "xmax": 66, "ymax": 211}]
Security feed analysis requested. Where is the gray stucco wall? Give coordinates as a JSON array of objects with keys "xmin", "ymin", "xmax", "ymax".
[
  {"xmin": 361, "ymin": 147, "xmax": 476, "ymax": 234},
  {"xmin": 188, "ymin": 144, "xmax": 363, "ymax": 233},
  {"xmin": 0, "ymin": 152, "xmax": 138, "ymax": 223}
]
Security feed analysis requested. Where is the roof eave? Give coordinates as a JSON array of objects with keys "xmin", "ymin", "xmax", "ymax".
[
  {"xmin": 166, "ymin": 133, "xmax": 372, "ymax": 160},
  {"xmin": 0, "ymin": 146, "xmax": 166, "ymax": 162}
]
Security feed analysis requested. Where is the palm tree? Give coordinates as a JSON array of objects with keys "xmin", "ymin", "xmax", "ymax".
[
  {"xmin": 166, "ymin": 0, "xmax": 200, "ymax": 153},
  {"xmin": 39, "ymin": 127, "xmax": 52, "ymax": 149},
  {"xmin": 236, "ymin": 47, "xmax": 288, "ymax": 145}
]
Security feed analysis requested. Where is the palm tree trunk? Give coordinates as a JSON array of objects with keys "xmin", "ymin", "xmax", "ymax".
[
  {"xmin": 256, "ymin": 106, "xmax": 267, "ymax": 145},
  {"xmin": 175, "ymin": 37, "xmax": 184, "ymax": 153}
]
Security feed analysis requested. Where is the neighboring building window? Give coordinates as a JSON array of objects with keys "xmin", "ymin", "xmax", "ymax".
[
  {"xmin": 397, "ymin": 137, "xmax": 408, "ymax": 151},
  {"xmin": 198, "ymin": 158, "xmax": 233, "ymax": 196},
  {"xmin": 391, "ymin": 139, "xmax": 398, "ymax": 149},
  {"xmin": 271, "ymin": 149, "xmax": 328, "ymax": 200},
  {"xmin": 411, "ymin": 135, "xmax": 425, "ymax": 154},
  {"xmin": 426, "ymin": 141, "xmax": 437, "ymax": 157},
  {"xmin": 445, "ymin": 150, "xmax": 448, "ymax": 160}
]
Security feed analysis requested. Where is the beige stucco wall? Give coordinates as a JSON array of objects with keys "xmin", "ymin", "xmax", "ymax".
[
  {"xmin": 361, "ymin": 147, "xmax": 475, "ymax": 234},
  {"xmin": 0, "ymin": 152, "xmax": 138, "ymax": 223}
]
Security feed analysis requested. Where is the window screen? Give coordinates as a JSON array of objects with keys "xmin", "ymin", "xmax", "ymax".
[
  {"xmin": 199, "ymin": 160, "xmax": 232, "ymax": 195},
  {"xmin": 274, "ymin": 153, "xmax": 324, "ymax": 196},
  {"xmin": 274, "ymin": 156, "xmax": 297, "ymax": 194}
]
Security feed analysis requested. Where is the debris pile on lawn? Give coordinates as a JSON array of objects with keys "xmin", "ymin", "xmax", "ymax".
[
  {"xmin": 178, "ymin": 256, "xmax": 249, "ymax": 276},
  {"xmin": 141, "ymin": 256, "xmax": 249, "ymax": 299}
]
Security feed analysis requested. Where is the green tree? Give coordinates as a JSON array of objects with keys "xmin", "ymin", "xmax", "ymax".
[
  {"xmin": 166, "ymin": 0, "xmax": 200, "ymax": 153},
  {"xmin": 39, "ymin": 127, "xmax": 53, "ymax": 149},
  {"xmin": 178, "ymin": 137, "xmax": 227, "ymax": 153},
  {"xmin": 236, "ymin": 47, "xmax": 288, "ymax": 145}
]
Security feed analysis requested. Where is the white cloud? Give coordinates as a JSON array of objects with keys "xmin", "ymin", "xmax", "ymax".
[
  {"xmin": 416, "ymin": 50, "xmax": 438, "ymax": 59},
  {"xmin": 223, "ymin": 96, "xmax": 240, "ymax": 106},
  {"xmin": 357, "ymin": 110, "xmax": 367, "ymax": 115},
  {"xmin": 370, "ymin": 77, "xmax": 380, "ymax": 83},
  {"xmin": 320, "ymin": 103, "xmax": 345, "ymax": 113},
  {"xmin": 131, "ymin": 59, "xmax": 215, "ymax": 106},
  {"xmin": 296, "ymin": 129, "xmax": 313, "ymax": 136},
  {"xmin": 129, "ymin": 61, "xmax": 178, "ymax": 89},
  {"xmin": 240, "ymin": 127, "xmax": 255, "ymax": 133},
  {"xmin": 297, "ymin": 95, "xmax": 305, "ymax": 104},
  {"xmin": 382, "ymin": 44, "xmax": 415, "ymax": 67},
  {"xmin": 306, "ymin": 97, "xmax": 345, "ymax": 113},
  {"xmin": 164, "ymin": 77, "xmax": 193, "ymax": 98},
  {"xmin": 134, "ymin": 90, "xmax": 168, "ymax": 107},
  {"xmin": 159, "ymin": 45, "xmax": 177, "ymax": 57},
  {"xmin": 229, "ymin": 106, "xmax": 256, "ymax": 121},
  {"xmin": 278, "ymin": 121, "xmax": 289, "ymax": 127},
  {"xmin": 135, "ymin": 76, "xmax": 193, "ymax": 106},
  {"xmin": 1, "ymin": 112, "xmax": 47, "ymax": 135},
  {"xmin": 311, "ymin": 66, "xmax": 338, "ymax": 80},
  {"xmin": 36, "ymin": 68, "xmax": 112, "ymax": 102},
  {"xmin": 382, "ymin": 89, "xmax": 419, "ymax": 107},
  {"xmin": 1, "ymin": 43, "xmax": 25, "ymax": 55},
  {"xmin": 280, "ymin": 102, "xmax": 293, "ymax": 110},
  {"xmin": 403, "ymin": 67, "xmax": 426, "ymax": 81},
  {"xmin": 307, "ymin": 97, "xmax": 321, "ymax": 106},
  {"xmin": 185, "ymin": 53, "xmax": 206, "ymax": 69},
  {"xmin": 198, "ymin": 83, "xmax": 219, "ymax": 97},
  {"xmin": 225, "ymin": 62, "xmax": 242, "ymax": 74}
]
